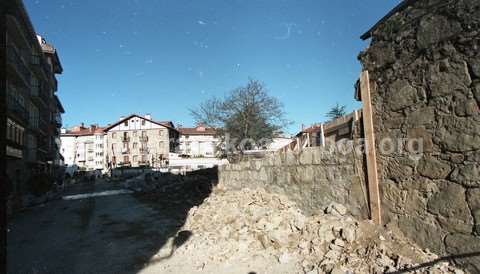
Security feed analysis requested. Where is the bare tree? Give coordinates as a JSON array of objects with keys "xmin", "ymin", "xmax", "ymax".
[
  {"xmin": 190, "ymin": 79, "xmax": 289, "ymax": 152},
  {"xmin": 326, "ymin": 103, "xmax": 347, "ymax": 120}
]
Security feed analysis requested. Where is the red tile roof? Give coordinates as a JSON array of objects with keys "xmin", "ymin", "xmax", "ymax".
[
  {"xmin": 62, "ymin": 126, "xmax": 105, "ymax": 136},
  {"xmin": 178, "ymin": 126, "xmax": 217, "ymax": 136}
]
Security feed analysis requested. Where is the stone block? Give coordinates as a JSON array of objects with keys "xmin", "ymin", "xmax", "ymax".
[
  {"xmin": 427, "ymin": 181, "xmax": 473, "ymax": 233},
  {"xmin": 388, "ymin": 80, "xmax": 419, "ymax": 111},
  {"xmin": 407, "ymin": 127, "xmax": 434, "ymax": 153},
  {"xmin": 417, "ymin": 155, "xmax": 452, "ymax": 179},
  {"xmin": 417, "ymin": 15, "xmax": 462, "ymax": 49},
  {"xmin": 445, "ymin": 233, "xmax": 480, "ymax": 273},
  {"xmin": 299, "ymin": 150, "xmax": 313, "ymax": 165},
  {"xmin": 450, "ymin": 163, "xmax": 480, "ymax": 188},
  {"xmin": 406, "ymin": 107, "xmax": 435, "ymax": 127},
  {"xmin": 397, "ymin": 215, "xmax": 446, "ymax": 254}
]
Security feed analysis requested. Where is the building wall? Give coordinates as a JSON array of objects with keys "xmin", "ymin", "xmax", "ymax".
[
  {"xmin": 60, "ymin": 135, "xmax": 76, "ymax": 166},
  {"xmin": 179, "ymin": 134, "xmax": 218, "ymax": 157},
  {"xmin": 60, "ymin": 134, "xmax": 105, "ymax": 172},
  {"xmin": 359, "ymin": 0, "xmax": 480, "ymax": 271},
  {"xmin": 5, "ymin": 3, "xmax": 63, "ymax": 206},
  {"xmin": 106, "ymin": 117, "xmax": 173, "ymax": 168}
]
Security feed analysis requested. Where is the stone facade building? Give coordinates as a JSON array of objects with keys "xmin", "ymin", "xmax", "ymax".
[
  {"xmin": 359, "ymin": 0, "xmax": 480, "ymax": 271},
  {"xmin": 178, "ymin": 124, "xmax": 218, "ymax": 157},
  {"xmin": 104, "ymin": 114, "xmax": 178, "ymax": 169},
  {"xmin": 4, "ymin": 0, "xmax": 64, "ymax": 207}
]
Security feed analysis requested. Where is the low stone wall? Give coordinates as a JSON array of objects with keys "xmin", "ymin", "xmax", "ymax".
[{"xmin": 219, "ymin": 147, "xmax": 369, "ymax": 219}]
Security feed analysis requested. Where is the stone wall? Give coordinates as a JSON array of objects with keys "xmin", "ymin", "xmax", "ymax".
[
  {"xmin": 359, "ymin": 0, "xmax": 480, "ymax": 272},
  {"xmin": 219, "ymin": 147, "xmax": 369, "ymax": 219}
]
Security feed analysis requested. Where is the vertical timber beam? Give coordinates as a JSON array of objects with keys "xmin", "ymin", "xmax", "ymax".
[
  {"xmin": 320, "ymin": 123, "xmax": 325, "ymax": 147},
  {"xmin": 360, "ymin": 70, "xmax": 382, "ymax": 225}
]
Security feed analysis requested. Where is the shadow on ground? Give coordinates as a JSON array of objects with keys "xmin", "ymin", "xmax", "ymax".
[
  {"xmin": 129, "ymin": 167, "xmax": 219, "ymax": 272},
  {"xmin": 7, "ymin": 167, "xmax": 218, "ymax": 274}
]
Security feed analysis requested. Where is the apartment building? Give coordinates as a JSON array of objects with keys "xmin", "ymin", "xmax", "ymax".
[
  {"xmin": 178, "ymin": 124, "xmax": 219, "ymax": 157},
  {"xmin": 60, "ymin": 124, "xmax": 106, "ymax": 172},
  {"xmin": 5, "ymin": 0, "xmax": 64, "ymax": 202},
  {"xmin": 104, "ymin": 114, "xmax": 179, "ymax": 169}
]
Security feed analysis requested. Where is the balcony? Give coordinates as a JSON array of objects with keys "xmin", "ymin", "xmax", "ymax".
[
  {"xmin": 30, "ymin": 81, "xmax": 49, "ymax": 106},
  {"xmin": 7, "ymin": 44, "xmax": 31, "ymax": 87},
  {"xmin": 38, "ymin": 118, "xmax": 48, "ymax": 135},
  {"xmin": 7, "ymin": 94, "xmax": 28, "ymax": 123},
  {"xmin": 122, "ymin": 136, "xmax": 130, "ymax": 142},
  {"xmin": 139, "ymin": 136, "xmax": 149, "ymax": 142}
]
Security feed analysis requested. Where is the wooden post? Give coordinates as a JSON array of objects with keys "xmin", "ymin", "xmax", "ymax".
[
  {"xmin": 360, "ymin": 70, "xmax": 382, "ymax": 225},
  {"xmin": 320, "ymin": 123, "xmax": 325, "ymax": 147}
]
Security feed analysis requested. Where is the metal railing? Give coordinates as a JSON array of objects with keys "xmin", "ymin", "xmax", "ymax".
[
  {"xmin": 7, "ymin": 94, "xmax": 28, "ymax": 121},
  {"xmin": 7, "ymin": 44, "xmax": 31, "ymax": 86}
]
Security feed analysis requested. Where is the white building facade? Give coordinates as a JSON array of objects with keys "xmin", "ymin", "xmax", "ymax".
[
  {"xmin": 60, "ymin": 124, "xmax": 107, "ymax": 173},
  {"xmin": 178, "ymin": 125, "xmax": 219, "ymax": 157}
]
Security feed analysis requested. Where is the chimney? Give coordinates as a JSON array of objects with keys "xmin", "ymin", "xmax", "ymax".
[
  {"xmin": 144, "ymin": 113, "xmax": 152, "ymax": 120},
  {"xmin": 80, "ymin": 122, "xmax": 85, "ymax": 128},
  {"xmin": 60, "ymin": 128, "xmax": 66, "ymax": 134},
  {"xmin": 90, "ymin": 124, "xmax": 97, "ymax": 132}
]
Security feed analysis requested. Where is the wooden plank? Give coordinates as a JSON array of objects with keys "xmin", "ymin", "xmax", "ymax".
[
  {"xmin": 320, "ymin": 123, "xmax": 325, "ymax": 147},
  {"xmin": 360, "ymin": 70, "xmax": 382, "ymax": 225}
]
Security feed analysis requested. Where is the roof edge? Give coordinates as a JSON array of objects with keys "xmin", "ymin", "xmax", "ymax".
[{"xmin": 360, "ymin": 0, "xmax": 419, "ymax": 40}]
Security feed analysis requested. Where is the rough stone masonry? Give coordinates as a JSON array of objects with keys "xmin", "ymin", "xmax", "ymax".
[
  {"xmin": 219, "ymin": 147, "xmax": 370, "ymax": 220},
  {"xmin": 358, "ymin": 0, "xmax": 480, "ymax": 272}
]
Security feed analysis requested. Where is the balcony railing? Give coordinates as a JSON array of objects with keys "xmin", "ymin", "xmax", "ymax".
[
  {"xmin": 7, "ymin": 94, "xmax": 28, "ymax": 122},
  {"xmin": 7, "ymin": 44, "xmax": 31, "ymax": 86},
  {"xmin": 39, "ymin": 118, "xmax": 48, "ymax": 134}
]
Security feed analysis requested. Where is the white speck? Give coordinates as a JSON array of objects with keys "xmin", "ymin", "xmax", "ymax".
[
  {"xmin": 119, "ymin": 44, "xmax": 125, "ymax": 48},
  {"xmin": 198, "ymin": 71, "xmax": 204, "ymax": 78},
  {"xmin": 197, "ymin": 20, "xmax": 206, "ymax": 25},
  {"xmin": 275, "ymin": 23, "xmax": 296, "ymax": 40},
  {"xmin": 145, "ymin": 59, "xmax": 153, "ymax": 64},
  {"xmin": 135, "ymin": 72, "xmax": 145, "ymax": 76}
]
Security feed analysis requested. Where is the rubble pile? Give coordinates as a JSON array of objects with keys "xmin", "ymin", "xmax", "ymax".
[{"xmin": 173, "ymin": 186, "xmax": 464, "ymax": 274}]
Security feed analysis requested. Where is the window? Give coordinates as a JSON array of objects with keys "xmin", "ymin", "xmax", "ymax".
[
  {"xmin": 112, "ymin": 132, "xmax": 116, "ymax": 138},
  {"xmin": 133, "ymin": 155, "xmax": 138, "ymax": 162},
  {"xmin": 159, "ymin": 141, "xmax": 164, "ymax": 148},
  {"xmin": 133, "ymin": 131, "xmax": 137, "ymax": 137},
  {"xmin": 159, "ymin": 130, "xmax": 163, "ymax": 136},
  {"xmin": 133, "ymin": 142, "xmax": 137, "ymax": 148},
  {"xmin": 124, "ymin": 121, "xmax": 128, "ymax": 126},
  {"xmin": 141, "ymin": 120, "xmax": 146, "ymax": 126},
  {"xmin": 124, "ymin": 155, "xmax": 129, "ymax": 163}
]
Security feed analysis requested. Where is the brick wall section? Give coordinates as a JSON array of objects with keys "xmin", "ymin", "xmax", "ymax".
[
  {"xmin": 358, "ymin": 0, "xmax": 480, "ymax": 271},
  {"xmin": 219, "ymin": 147, "xmax": 369, "ymax": 219}
]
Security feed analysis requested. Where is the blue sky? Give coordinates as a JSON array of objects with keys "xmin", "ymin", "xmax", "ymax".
[{"xmin": 25, "ymin": 0, "xmax": 400, "ymax": 134}]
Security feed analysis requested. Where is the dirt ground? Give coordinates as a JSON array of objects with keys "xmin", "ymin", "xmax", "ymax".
[{"xmin": 8, "ymin": 177, "xmax": 464, "ymax": 274}]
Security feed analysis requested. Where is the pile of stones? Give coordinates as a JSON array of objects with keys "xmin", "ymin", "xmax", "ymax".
[{"xmin": 174, "ymin": 185, "xmax": 464, "ymax": 274}]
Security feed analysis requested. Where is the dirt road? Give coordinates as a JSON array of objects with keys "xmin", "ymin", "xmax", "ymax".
[{"xmin": 7, "ymin": 180, "xmax": 190, "ymax": 274}]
